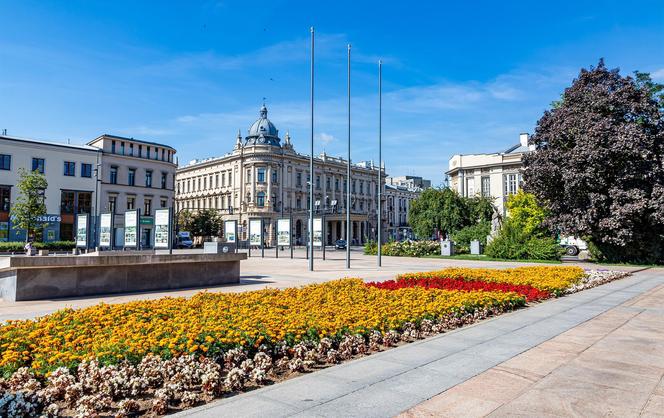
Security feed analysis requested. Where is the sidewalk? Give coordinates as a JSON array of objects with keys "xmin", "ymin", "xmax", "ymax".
[{"xmin": 175, "ymin": 268, "xmax": 664, "ymax": 418}]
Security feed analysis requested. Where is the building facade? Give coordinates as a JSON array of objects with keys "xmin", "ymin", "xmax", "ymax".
[
  {"xmin": 383, "ymin": 184, "xmax": 422, "ymax": 241},
  {"xmin": 386, "ymin": 175, "xmax": 431, "ymax": 190},
  {"xmin": 0, "ymin": 133, "xmax": 177, "ymax": 246},
  {"xmin": 446, "ymin": 133, "xmax": 534, "ymax": 214},
  {"xmin": 175, "ymin": 105, "xmax": 385, "ymax": 246},
  {"xmin": 88, "ymin": 134, "xmax": 177, "ymax": 247}
]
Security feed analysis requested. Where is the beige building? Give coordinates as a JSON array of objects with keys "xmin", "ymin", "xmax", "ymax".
[
  {"xmin": 175, "ymin": 105, "xmax": 384, "ymax": 246},
  {"xmin": 87, "ymin": 134, "xmax": 177, "ymax": 247},
  {"xmin": 446, "ymin": 133, "xmax": 534, "ymax": 214}
]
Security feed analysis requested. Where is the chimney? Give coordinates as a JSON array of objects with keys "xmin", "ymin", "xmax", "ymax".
[{"xmin": 519, "ymin": 133, "xmax": 529, "ymax": 147}]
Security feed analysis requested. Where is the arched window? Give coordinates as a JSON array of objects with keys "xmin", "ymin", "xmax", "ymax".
[{"xmin": 257, "ymin": 191, "xmax": 265, "ymax": 207}]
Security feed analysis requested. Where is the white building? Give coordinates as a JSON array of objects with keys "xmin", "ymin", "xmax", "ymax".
[
  {"xmin": 0, "ymin": 133, "xmax": 177, "ymax": 246},
  {"xmin": 446, "ymin": 133, "xmax": 534, "ymax": 214},
  {"xmin": 0, "ymin": 134, "xmax": 100, "ymax": 242}
]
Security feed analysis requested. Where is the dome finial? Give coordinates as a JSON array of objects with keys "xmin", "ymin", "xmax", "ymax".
[{"xmin": 260, "ymin": 100, "xmax": 267, "ymax": 118}]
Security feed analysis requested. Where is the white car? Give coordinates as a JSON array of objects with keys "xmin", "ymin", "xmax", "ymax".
[{"xmin": 559, "ymin": 236, "xmax": 588, "ymax": 256}]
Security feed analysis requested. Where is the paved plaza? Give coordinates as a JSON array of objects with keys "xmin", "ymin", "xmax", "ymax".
[{"xmin": 0, "ymin": 249, "xmax": 612, "ymax": 322}]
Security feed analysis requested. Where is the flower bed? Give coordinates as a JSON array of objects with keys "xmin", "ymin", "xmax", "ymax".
[
  {"xmin": 0, "ymin": 266, "xmax": 630, "ymax": 417},
  {"xmin": 397, "ymin": 266, "xmax": 586, "ymax": 294},
  {"xmin": 367, "ymin": 277, "xmax": 551, "ymax": 302}
]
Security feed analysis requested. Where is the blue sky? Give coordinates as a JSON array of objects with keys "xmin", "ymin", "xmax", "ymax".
[{"xmin": 1, "ymin": 1, "xmax": 663, "ymax": 183}]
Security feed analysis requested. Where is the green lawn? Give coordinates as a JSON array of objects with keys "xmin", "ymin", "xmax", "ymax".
[{"xmin": 423, "ymin": 254, "xmax": 563, "ymax": 264}]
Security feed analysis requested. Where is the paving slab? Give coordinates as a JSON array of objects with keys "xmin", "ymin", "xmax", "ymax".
[{"xmin": 175, "ymin": 268, "xmax": 664, "ymax": 418}]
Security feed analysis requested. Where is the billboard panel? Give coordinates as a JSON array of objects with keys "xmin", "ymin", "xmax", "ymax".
[
  {"xmin": 76, "ymin": 214, "xmax": 88, "ymax": 248},
  {"xmin": 224, "ymin": 220, "xmax": 237, "ymax": 243},
  {"xmin": 99, "ymin": 213, "xmax": 112, "ymax": 248},
  {"xmin": 249, "ymin": 219, "xmax": 262, "ymax": 246},
  {"xmin": 124, "ymin": 210, "xmax": 139, "ymax": 247},
  {"xmin": 313, "ymin": 218, "xmax": 323, "ymax": 247},
  {"xmin": 277, "ymin": 218, "xmax": 291, "ymax": 246},
  {"xmin": 154, "ymin": 209, "xmax": 170, "ymax": 249}
]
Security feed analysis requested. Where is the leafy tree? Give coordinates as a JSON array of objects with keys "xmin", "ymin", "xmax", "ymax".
[
  {"xmin": 465, "ymin": 195, "xmax": 494, "ymax": 224},
  {"xmin": 177, "ymin": 209, "xmax": 195, "ymax": 232},
  {"xmin": 191, "ymin": 209, "xmax": 222, "ymax": 238},
  {"xmin": 408, "ymin": 188, "xmax": 467, "ymax": 238},
  {"xmin": 10, "ymin": 168, "xmax": 48, "ymax": 241},
  {"xmin": 523, "ymin": 60, "xmax": 664, "ymax": 263},
  {"xmin": 505, "ymin": 190, "xmax": 549, "ymax": 237}
]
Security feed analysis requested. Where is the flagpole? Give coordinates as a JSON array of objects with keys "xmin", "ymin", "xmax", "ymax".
[
  {"xmin": 308, "ymin": 26, "xmax": 315, "ymax": 272},
  {"xmin": 377, "ymin": 59, "xmax": 382, "ymax": 267},
  {"xmin": 346, "ymin": 43, "xmax": 351, "ymax": 269}
]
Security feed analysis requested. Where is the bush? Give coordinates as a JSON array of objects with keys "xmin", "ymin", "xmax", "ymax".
[
  {"xmin": 451, "ymin": 221, "xmax": 491, "ymax": 254},
  {"xmin": 485, "ymin": 222, "xmax": 563, "ymax": 261},
  {"xmin": 0, "ymin": 241, "xmax": 76, "ymax": 252},
  {"xmin": 364, "ymin": 240, "xmax": 439, "ymax": 257}
]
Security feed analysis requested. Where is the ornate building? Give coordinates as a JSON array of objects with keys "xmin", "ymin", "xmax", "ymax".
[{"xmin": 174, "ymin": 105, "xmax": 384, "ymax": 246}]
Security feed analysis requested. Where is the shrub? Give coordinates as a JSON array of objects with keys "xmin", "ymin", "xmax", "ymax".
[
  {"xmin": 485, "ymin": 222, "xmax": 563, "ymax": 261},
  {"xmin": 451, "ymin": 221, "xmax": 490, "ymax": 253},
  {"xmin": 364, "ymin": 240, "xmax": 439, "ymax": 257},
  {"xmin": 0, "ymin": 241, "xmax": 76, "ymax": 252}
]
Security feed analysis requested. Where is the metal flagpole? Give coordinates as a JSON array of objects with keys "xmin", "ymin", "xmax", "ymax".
[
  {"xmin": 309, "ymin": 26, "xmax": 315, "ymax": 272},
  {"xmin": 377, "ymin": 59, "xmax": 382, "ymax": 267},
  {"xmin": 346, "ymin": 43, "xmax": 351, "ymax": 269}
]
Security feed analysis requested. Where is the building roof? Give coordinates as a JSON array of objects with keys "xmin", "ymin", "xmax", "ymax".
[
  {"xmin": 0, "ymin": 134, "xmax": 100, "ymax": 152},
  {"xmin": 502, "ymin": 143, "xmax": 530, "ymax": 154},
  {"xmin": 245, "ymin": 104, "xmax": 281, "ymax": 147},
  {"xmin": 88, "ymin": 134, "xmax": 176, "ymax": 151}
]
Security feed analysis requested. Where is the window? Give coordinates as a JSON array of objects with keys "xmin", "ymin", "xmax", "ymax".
[
  {"xmin": 297, "ymin": 198, "xmax": 302, "ymax": 210},
  {"xmin": 296, "ymin": 172, "xmax": 302, "ymax": 187},
  {"xmin": 257, "ymin": 168, "xmax": 266, "ymax": 183},
  {"xmin": 161, "ymin": 199, "xmax": 167, "ymax": 208},
  {"xmin": 81, "ymin": 163, "xmax": 92, "ymax": 178},
  {"xmin": 215, "ymin": 174, "xmax": 219, "ymax": 188},
  {"xmin": 138, "ymin": 144, "xmax": 142, "ymax": 157},
  {"xmin": 154, "ymin": 148, "xmax": 159, "ymax": 160},
  {"xmin": 246, "ymin": 168, "xmax": 252, "ymax": 183},
  {"xmin": 127, "ymin": 196, "xmax": 135, "ymax": 210},
  {"xmin": 221, "ymin": 173, "xmax": 225, "ymax": 187},
  {"xmin": 228, "ymin": 171, "xmax": 232, "ymax": 186},
  {"xmin": 0, "ymin": 186, "xmax": 10, "ymax": 211},
  {"xmin": 60, "ymin": 191, "xmax": 75, "ymax": 214},
  {"xmin": 187, "ymin": 180, "xmax": 190, "ymax": 192},
  {"xmin": 326, "ymin": 177, "xmax": 331, "ymax": 190},
  {"xmin": 144, "ymin": 199, "xmax": 152, "ymax": 215},
  {"xmin": 108, "ymin": 196, "xmax": 117, "ymax": 213},
  {"xmin": 111, "ymin": 141, "xmax": 116, "ymax": 154},
  {"xmin": 31, "ymin": 158, "xmax": 45, "ymax": 174},
  {"xmin": 335, "ymin": 178, "xmax": 340, "ymax": 191},
  {"xmin": 145, "ymin": 170, "xmax": 153, "ymax": 187},
  {"xmin": 272, "ymin": 170, "xmax": 277, "ymax": 183},
  {"xmin": 161, "ymin": 173, "xmax": 167, "ymax": 189},
  {"xmin": 352, "ymin": 180, "xmax": 356, "ymax": 193},
  {"xmin": 197, "ymin": 178, "xmax": 201, "ymax": 190},
  {"xmin": 120, "ymin": 142, "xmax": 125, "ymax": 155},
  {"xmin": 503, "ymin": 173, "xmax": 519, "ymax": 196},
  {"xmin": 360, "ymin": 181, "xmax": 364, "ymax": 195},
  {"xmin": 147, "ymin": 146, "xmax": 151, "ymax": 159},
  {"xmin": 360, "ymin": 201, "xmax": 364, "ymax": 211},
  {"xmin": 481, "ymin": 176, "xmax": 491, "ymax": 197},
  {"xmin": 77, "ymin": 192, "xmax": 91, "ymax": 214},
  {"xmin": 316, "ymin": 175, "xmax": 321, "ymax": 189},
  {"xmin": 129, "ymin": 143, "xmax": 134, "ymax": 156},
  {"xmin": 110, "ymin": 166, "xmax": 118, "ymax": 184},
  {"xmin": 203, "ymin": 177, "xmax": 207, "ymax": 190},
  {"xmin": 128, "ymin": 168, "xmax": 136, "ymax": 186},
  {"xmin": 63, "ymin": 161, "xmax": 76, "ymax": 176},
  {"xmin": 257, "ymin": 191, "xmax": 265, "ymax": 207},
  {"xmin": 161, "ymin": 149, "xmax": 165, "ymax": 161}
]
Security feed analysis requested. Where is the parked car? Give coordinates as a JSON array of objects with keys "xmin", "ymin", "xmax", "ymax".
[
  {"xmin": 175, "ymin": 231, "xmax": 194, "ymax": 249},
  {"xmin": 559, "ymin": 235, "xmax": 588, "ymax": 256},
  {"xmin": 335, "ymin": 239, "xmax": 347, "ymax": 250}
]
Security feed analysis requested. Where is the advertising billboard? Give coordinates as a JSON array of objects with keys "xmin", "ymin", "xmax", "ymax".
[
  {"xmin": 99, "ymin": 213, "xmax": 112, "ymax": 248},
  {"xmin": 249, "ymin": 219, "xmax": 262, "ymax": 246},
  {"xmin": 153, "ymin": 209, "xmax": 170, "ymax": 249},
  {"xmin": 224, "ymin": 220, "xmax": 237, "ymax": 243},
  {"xmin": 313, "ymin": 218, "xmax": 323, "ymax": 247},
  {"xmin": 277, "ymin": 218, "xmax": 291, "ymax": 246},
  {"xmin": 75, "ymin": 214, "xmax": 88, "ymax": 248},
  {"xmin": 124, "ymin": 210, "xmax": 139, "ymax": 247}
]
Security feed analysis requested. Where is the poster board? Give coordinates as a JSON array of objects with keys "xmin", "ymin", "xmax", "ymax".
[
  {"xmin": 75, "ymin": 214, "xmax": 88, "ymax": 248},
  {"xmin": 313, "ymin": 217, "xmax": 323, "ymax": 247},
  {"xmin": 153, "ymin": 208, "xmax": 170, "ymax": 249},
  {"xmin": 249, "ymin": 219, "xmax": 262, "ymax": 247},
  {"xmin": 224, "ymin": 220, "xmax": 237, "ymax": 243},
  {"xmin": 99, "ymin": 213, "xmax": 112, "ymax": 248},
  {"xmin": 277, "ymin": 218, "xmax": 291, "ymax": 246},
  {"xmin": 124, "ymin": 210, "xmax": 139, "ymax": 248}
]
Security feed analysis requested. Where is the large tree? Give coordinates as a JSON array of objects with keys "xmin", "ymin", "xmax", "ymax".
[
  {"xmin": 191, "ymin": 209, "xmax": 222, "ymax": 238},
  {"xmin": 11, "ymin": 168, "xmax": 48, "ymax": 241},
  {"xmin": 408, "ymin": 188, "xmax": 468, "ymax": 239},
  {"xmin": 524, "ymin": 60, "xmax": 664, "ymax": 263}
]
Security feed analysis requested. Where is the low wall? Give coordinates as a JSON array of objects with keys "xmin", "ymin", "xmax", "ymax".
[{"xmin": 0, "ymin": 253, "xmax": 247, "ymax": 301}]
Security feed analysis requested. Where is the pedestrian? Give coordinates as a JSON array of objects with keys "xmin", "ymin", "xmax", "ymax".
[{"xmin": 24, "ymin": 241, "xmax": 34, "ymax": 256}]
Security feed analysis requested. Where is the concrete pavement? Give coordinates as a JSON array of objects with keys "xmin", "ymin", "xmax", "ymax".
[
  {"xmin": 0, "ymin": 248, "xmax": 618, "ymax": 321},
  {"xmin": 172, "ymin": 266, "xmax": 663, "ymax": 417}
]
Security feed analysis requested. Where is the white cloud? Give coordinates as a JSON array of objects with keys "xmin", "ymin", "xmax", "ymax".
[
  {"xmin": 651, "ymin": 68, "xmax": 664, "ymax": 82},
  {"xmin": 317, "ymin": 132, "xmax": 335, "ymax": 145}
]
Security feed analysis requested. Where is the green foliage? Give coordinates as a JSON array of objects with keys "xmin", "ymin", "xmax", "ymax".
[
  {"xmin": 0, "ymin": 241, "xmax": 75, "ymax": 252},
  {"xmin": 10, "ymin": 168, "xmax": 48, "ymax": 240},
  {"xmin": 177, "ymin": 209, "xmax": 195, "ymax": 232},
  {"xmin": 364, "ymin": 240, "xmax": 439, "ymax": 257},
  {"xmin": 409, "ymin": 188, "xmax": 493, "ymax": 239},
  {"xmin": 451, "ymin": 221, "xmax": 491, "ymax": 253},
  {"xmin": 485, "ymin": 222, "xmax": 563, "ymax": 260},
  {"xmin": 191, "ymin": 209, "xmax": 222, "ymax": 237},
  {"xmin": 505, "ymin": 191, "xmax": 549, "ymax": 237}
]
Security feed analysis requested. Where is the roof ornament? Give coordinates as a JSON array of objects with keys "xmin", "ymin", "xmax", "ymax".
[{"xmin": 235, "ymin": 129, "xmax": 242, "ymax": 149}]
